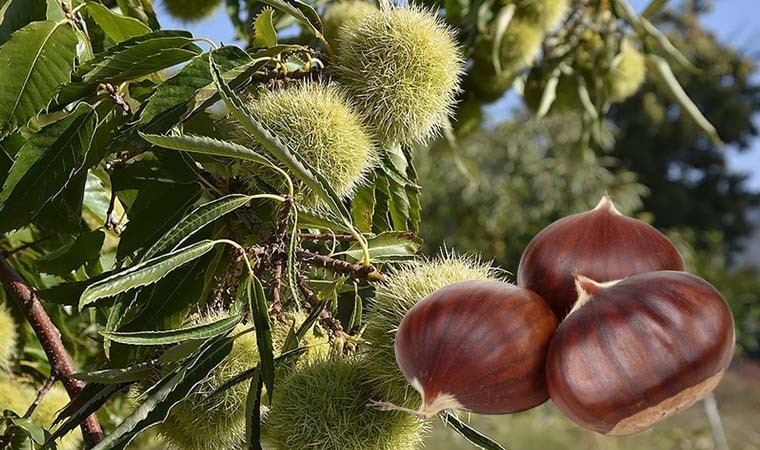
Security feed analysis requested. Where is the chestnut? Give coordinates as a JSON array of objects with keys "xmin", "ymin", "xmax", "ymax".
[
  {"xmin": 546, "ymin": 271, "xmax": 735, "ymax": 435},
  {"xmin": 392, "ymin": 280, "xmax": 558, "ymax": 417},
  {"xmin": 518, "ymin": 195, "xmax": 685, "ymax": 319}
]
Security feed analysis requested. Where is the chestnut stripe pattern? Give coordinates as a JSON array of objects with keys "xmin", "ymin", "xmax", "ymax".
[
  {"xmin": 395, "ymin": 280, "xmax": 558, "ymax": 415},
  {"xmin": 546, "ymin": 271, "xmax": 735, "ymax": 435},
  {"xmin": 517, "ymin": 196, "xmax": 685, "ymax": 319}
]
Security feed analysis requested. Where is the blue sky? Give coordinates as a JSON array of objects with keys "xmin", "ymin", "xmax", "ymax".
[{"xmin": 158, "ymin": 0, "xmax": 760, "ymax": 190}]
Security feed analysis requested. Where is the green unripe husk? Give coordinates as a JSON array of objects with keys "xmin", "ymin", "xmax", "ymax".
[
  {"xmin": 0, "ymin": 305, "xmax": 17, "ymax": 367},
  {"xmin": 607, "ymin": 41, "xmax": 646, "ymax": 102},
  {"xmin": 510, "ymin": 0, "xmax": 570, "ymax": 30},
  {"xmin": 162, "ymin": 0, "xmax": 222, "ymax": 22},
  {"xmin": 229, "ymin": 82, "xmax": 376, "ymax": 205},
  {"xmin": 469, "ymin": 19, "xmax": 545, "ymax": 101},
  {"xmin": 138, "ymin": 313, "xmax": 328, "ymax": 450},
  {"xmin": 362, "ymin": 251, "xmax": 504, "ymax": 405},
  {"xmin": 0, "ymin": 377, "xmax": 82, "ymax": 450},
  {"xmin": 335, "ymin": 5, "xmax": 463, "ymax": 145},
  {"xmin": 263, "ymin": 356, "xmax": 424, "ymax": 450},
  {"xmin": 323, "ymin": 1, "xmax": 377, "ymax": 47},
  {"xmin": 492, "ymin": 19, "xmax": 545, "ymax": 74}
]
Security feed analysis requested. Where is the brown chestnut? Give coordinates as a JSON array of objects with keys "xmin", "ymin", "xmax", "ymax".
[
  {"xmin": 392, "ymin": 280, "xmax": 558, "ymax": 417},
  {"xmin": 518, "ymin": 195, "xmax": 685, "ymax": 319},
  {"xmin": 546, "ymin": 271, "xmax": 735, "ymax": 435}
]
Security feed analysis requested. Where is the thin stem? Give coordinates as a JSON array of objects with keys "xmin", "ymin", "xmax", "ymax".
[
  {"xmin": 0, "ymin": 255, "xmax": 104, "ymax": 446},
  {"xmin": 23, "ymin": 376, "xmax": 57, "ymax": 419},
  {"xmin": 2, "ymin": 235, "xmax": 53, "ymax": 257},
  {"xmin": 298, "ymin": 233, "xmax": 357, "ymax": 242},
  {"xmin": 703, "ymin": 393, "xmax": 730, "ymax": 450}
]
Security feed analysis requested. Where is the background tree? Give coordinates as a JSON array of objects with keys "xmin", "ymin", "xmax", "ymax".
[{"xmin": 608, "ymin": 4, "xmax": 760, "ymax": 255}]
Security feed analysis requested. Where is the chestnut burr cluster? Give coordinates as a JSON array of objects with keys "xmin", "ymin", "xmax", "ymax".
[{"xmin": 393, "ymin": 195, "xmax": 735, "ymax": 436}]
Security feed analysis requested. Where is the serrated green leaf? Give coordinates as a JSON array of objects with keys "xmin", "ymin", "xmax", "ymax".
[
  {"xmin": 144, "ymin": 194, "xmax": 252, "ymax": 259},
  {"xmin": 351, "ymin": 181, "xmax": 375, "ymax": 233},
  {"xmin": 253, "ymin": 8, "xmax": 277, "ymax": 48},
  {"xmin": 646, "ymin": 54, "xmax": 721, "ymax": 144},
  {"xmin": 117, "ymin": 181, "xmax": 202, "ymax": 261},
  {"xmin": 103, "ymin": 314, "xmax": 242, "ymax": 345},
  {"xmin": 0, "ymin": 0, "xmax": 46, "ymax": 45},
  {"xmin": 245, "ymin": 371, "xmax": 265, "ymax": 450},
  {"xmin": 46, "ymin": 383, "xmax": 128, "ymax": 446},
  {"xmin": 336, "ymin": 231, "xmax": 421, "ymax": 262},
  {"xmin": 257, "ymin": 0, "xmax": 324, "ymax": 43},
  {"xmin": 79, "ymin": 240, "xmax": 217, "ymax": 309},
  {"xmin": 140, "ymin": 132, "xmax": 276, "ymax": 167},
  {"xmin": 85, "ymin": 2, "xmax": 151, "ymax": 43},
  {"xmin": 248, "ymin": 276, "xmax": 275, "ymax": 403},
  {"xmin": 296, "ymin": 205, "xmax": 353, "ymax": 232},
  {"xmin": 138, "ymin": 46, "xmax": 250, "ymax": 127},
  {"xmin": 0, "ymin": 20, "xmax": 77, "ymax": 137},
  {"xmin": 37, "ymin": 229, "xmax": 105, "ymax": 275},
  {"xmin": 441, "ymin": 412, "xmax": 507, "ymax": 450},
  {"xmin": 81, "ymin": 33, "xmax": 202, "ymax": 83},
  {"xmin": 73, "ymin": 361, "xmax": 155, "ymax": 384},
  {"xmin": 89, "ymin": 336, "xmax": 233, "ymax": 450},
  {"xmin": 209, "ymin": 54, "xmax": 353, "ymax": 223},
  {"xmin": 0, "ymin": 103, "xmax": 97, "ymax": 233},
  {"xmin": 116, "ymin": 0, "xmax": 160, "ymax": 30}
]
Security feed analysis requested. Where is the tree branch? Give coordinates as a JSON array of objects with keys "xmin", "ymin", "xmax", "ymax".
[
  {"xmin": 0, "ymin": 254, "xmax": 104, "ymax": 447},
  {"xmin": 294, "ymin": 271, "xmax": 343, "ymax": 338},
  {"xmin": 296, "ymin": 249, "xmax": 387, "ymax": 282}
]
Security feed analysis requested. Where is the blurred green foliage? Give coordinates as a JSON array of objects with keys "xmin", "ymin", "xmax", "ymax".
[
  {"xmin": 420, "ymin": 113, "xmax": 647, "ymax": 269},
  {"xmin": 609, "ymin": 7, "xmax": 760, "ymax": 253}
]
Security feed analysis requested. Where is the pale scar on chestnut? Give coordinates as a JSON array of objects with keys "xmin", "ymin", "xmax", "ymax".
[{"xmin": 608, "ymin": 370, "xmax": 725, "ymax": 435}]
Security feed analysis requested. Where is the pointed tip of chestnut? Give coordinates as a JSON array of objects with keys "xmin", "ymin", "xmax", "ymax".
[
  {"xmin": 518, "ymin": 196, "xmax": 685, "ymax": 318},
  {"xmin": 593, "ymin": 194, "xmax": 622, "ymax": 215}
]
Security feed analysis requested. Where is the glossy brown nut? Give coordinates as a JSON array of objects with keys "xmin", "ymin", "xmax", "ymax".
[
  {"xmin": 517, "ymin": 195, "xmax": 685, "ymax": 319},
  {"xmin": 394, "ymin": 280, "xmax": 558, "ymax": 417},
  {"xmin": 546, "ymin": 271, "xmax": 735, "ymax": 435}
]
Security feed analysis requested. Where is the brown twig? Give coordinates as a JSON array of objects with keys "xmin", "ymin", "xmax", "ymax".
[
  {"xmin": 296, "ymin": 249, "xmax": 387, "ymax": 282},
  {"xmin": 104, "ymin": 148, "xmax": 147, "ymax": 172},
  {"xmin": 269, "ymin": 196, "xmax": 293, "ymax": 316},
  {"xmin": 0, "ymin": 254, "xmax": 104, "ymax": 447},
  {"xmin": 1, "ymin": 235, "xmax": 54, "ymax": 257},
  {"xmin": 23, "ymin": 375, "xmax": 57, "ymax": 419},
  {"xmin": 294, "ymin": 271, "xmax": 343, "ymax": 338}
]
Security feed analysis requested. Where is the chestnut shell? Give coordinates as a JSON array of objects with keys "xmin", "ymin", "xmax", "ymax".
[
  {"xmin": 517, "ymin": 196, "xmax": 685, "ymax": 319},
  {"xmin": 546, "ymin": 271, "xmax": 735, "ymax": 435},
  {"xmin": 394, "ymin": 280, "xmax": 558, "ymax": 416}
]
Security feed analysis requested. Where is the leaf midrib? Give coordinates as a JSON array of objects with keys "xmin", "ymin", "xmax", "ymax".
[{"xmin": 7, "ymin": 21, "xmax": 66, "ymax": 126}]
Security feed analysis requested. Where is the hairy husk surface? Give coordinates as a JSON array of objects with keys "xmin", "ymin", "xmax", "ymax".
[
  {"xmin": 362, "ymin": 251, "xmax": 505, "ymax": 406},
  {"xmin": 608, "ymin": 41, "xmax": 646, "ymax": 102},
  {"xmin": 0, "ymin": 377, "xmax": 82, "ymax": 450},
  {"xmin": 137, "ymin": 313, "xmax": 328, "ymax": 450},
  {"xmin": 263, "ymin": 356, "xmax": 424, "ymax": 450},
  {"xmin": 511, "ymin": 0, "xmax": 570, "ymax": 30},
  {"xmin": 335, "ymin": 5, "xmax": 463, "ymax": 145},
  {"xmin": 323, "ymin": 1, "xmax": 378, "ymax": 47},
  {"xmin": 162, "ymin": 0, "xmax": 223, "ymax": 22},
  {"xmin": 230, "ymin": 82, "xmax": 377, "ymax": 205}
]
